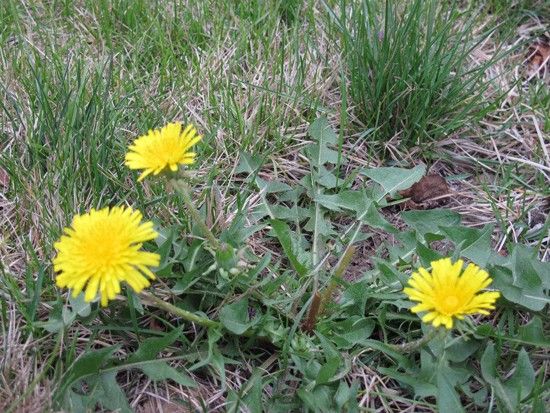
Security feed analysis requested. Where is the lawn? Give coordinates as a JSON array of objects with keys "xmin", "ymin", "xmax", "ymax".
[{"xmin": 1, "ymin": 0, "xmax": 549, "ymax": 412}]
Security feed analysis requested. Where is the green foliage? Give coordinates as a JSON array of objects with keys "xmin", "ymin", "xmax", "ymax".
[
  {"xmin": 326, "ymin": 0, "xmax": 511, "ymax": 149},
  {"xmin": 219, "ymin": 298, "xmax": 257, "ymax": 335},
  {"xmin": 55, "ymin": 327, "xmax": 196, "ymax": 412},
  {"xmin": 2, "ymin": 0, "xmax": 547, "ymax": 409},
  {"xmin": 481, "ymin": 344, "xmax": 535, "ymax": 412},
  {"xmin": 34, "ymin": 117, "xmax": 548, "ymax": 411}
]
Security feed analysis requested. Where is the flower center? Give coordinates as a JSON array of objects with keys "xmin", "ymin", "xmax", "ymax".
[
  {"xmin": 84, "ymin": 224, "xmax": 125, "ymax": 268},
  {"xmin": 440, "ymin": 295, "xmax": 460, "ymax": 314}
]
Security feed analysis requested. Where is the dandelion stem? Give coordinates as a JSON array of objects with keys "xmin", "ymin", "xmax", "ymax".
[
  {"xmin": 142, "ymin": 292, "xmax": 220, "ymax": 329},
  {"xmin": 170, "ymin": 179, "xmax": 221, "ymax": 250},
  {"xmin": 390, "ymin": 328, "xmax": 443, "ymax": 353}
]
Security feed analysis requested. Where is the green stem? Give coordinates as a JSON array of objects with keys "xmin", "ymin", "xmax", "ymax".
[
  {"xmin": 170, "ymin": 179, "xmax": 221, "ymax": 250},
  {"xmin": 389, "ymin": 328, "xmax": 442, "ymax": 353},
  {"xmin": 142, "ymin": 292, "xmax": 220, "ymax": 329}
]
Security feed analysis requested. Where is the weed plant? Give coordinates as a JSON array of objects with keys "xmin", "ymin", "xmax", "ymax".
[{"xmin": 1, "ymin": 1, "xmax": 549, "ymax": 412}]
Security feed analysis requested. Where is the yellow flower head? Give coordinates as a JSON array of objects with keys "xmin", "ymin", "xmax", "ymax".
[
  {"xmin": 54, "ymin": 206, "xmax": 160, "ymax": 306},
  {"xmin": 125, "ymin": 122, "xmax": 202, "ymax": 182},
  {"xmin": 403, "ymin": 258, "xmax": 500, "ymax": 329}
]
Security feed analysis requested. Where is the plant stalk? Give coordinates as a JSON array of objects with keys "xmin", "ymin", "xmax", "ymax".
[
  {"xmin": 170, "ymin": 179, "xmax": 221, "ymax": 250},
  {"xmin": 142, "ymin": 292, "xmax": 220, "ymax": 329},
  {"xmin": 389, "ymin": 328, "xmax": 443, "ymax": 353}
]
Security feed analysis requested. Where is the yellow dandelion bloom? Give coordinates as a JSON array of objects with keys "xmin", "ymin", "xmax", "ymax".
[
  {"xmin": 403, "ymin": 258, "xmax": 500, "ymax": 329},
  {"xmin": 125, "ymin": 122, "xmax": 202, "ymax": 182},
  {"xmin": 54, "ymin": 206, "xmax": 160, "ymax": 306}
]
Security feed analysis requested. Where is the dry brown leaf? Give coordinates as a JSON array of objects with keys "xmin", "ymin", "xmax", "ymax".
[
  {"xmin": 526, "ymin": 38, "xmax": 550, "ymax": 79},
  {"xmin": 398, "ymin": 174, "xmax": 450, "ymax": 203},
  {"xmin": 148, "ymin": 318, "xmax": 164, "ymax": 332}
]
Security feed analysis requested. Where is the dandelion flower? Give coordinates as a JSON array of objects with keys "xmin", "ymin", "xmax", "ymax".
[
  {"xmin": 54, "ymin": 206, "xmax": 160, "ymax": 306},
  {"xmin": 403, "ymin": 258, "xmax": 500, "ymax": 329},
  {"xmin": 125, "ymin": 122, "xmax": 202, "ymax": 182}
]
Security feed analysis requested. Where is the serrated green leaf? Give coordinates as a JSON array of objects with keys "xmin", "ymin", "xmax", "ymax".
[
  {"xmin": 490, "ymin": 247, "xmax": 549, "ymax": 312},
  {"xmin": 437, "ymin": 367, "xmax": 465, "ymax": 413},
  {"xmin": 127, "ymin": 327, "xmax": 182, "ymax": 363},
  {"xmin": 65, "ymin": 389, "xmax": 87, "ymax": 412},
  {"xmin": 235, "ymin": 151, "xmax": 262, "ymax": 174},
  {"xmin": 122, "ymin": 327, "xmax": 196, "ymax": 387},
  {"xmin": 156, "ymin": 227, "xmax": 175, "ymax": 265},
  {"xmin": 314, "ymin": 190, "xmax": 371, "ymax": 213},
  {"xmin": 506, "ymin": 348, "xmax": 535, "ymax": 401},
  {"xmin": 361, "ymin": 165, "xmax": 426, "ymax": 198},
  {"xmin": 270, "ymin": 219, "xmax": 310, "ymax": 276},
  {"xmin": 274, "ymin": 204, "xmax": 310, "ymax": 220},
  {"xmin": 219, "ymin": 298, "xmax": 253, "ymax": 335},
  {"xmin": 140, "ymin": 361, "xmax": 196, "ymax": 387},
  {"xmin": 387, "ymin": 230, "xmax": 418, "ymax": 264},
  {"xmin": 441, "ymin": 225, "xmax": 494, "ymax": 267},
  {"xmin": 297, "ymin": 386, "xmax": 333, "ymax": 411},
  {"xmin": 511, "ymin": 245, "xmax": 550, "ymax": 311},
  {"xmin": 359, "ymin": 202, "xmax": 397, "ymax": 233},
  {"xmin": 402, "ymin": 209, "xmax": 461, "ymax": 236},
  {"xmin": 307, "ymin": 117, "xmax": 339, "ymax": 168},
  {"xmin": 69, "ymin": 294, "xmax": 91, "ymax": 317},
  {"xmin": 358, "ymin": 340, "xmax": 413, "ymax": 369},
  {"xmin": 511, "ymin": 245, "xmax": 545, "ymax": 291},
  {"xmin": 255, "ymin": 177, "xmax": 293, "ymax": 193},
  {"xmin": 95, "ymin": 372, "xmax": 132, "ymax": 413},
  {"xmin": 305, "ymin": 143, "xmax": 339, "ymax": 167},
  {"xmin": 304, "ymin": 207, "xmax": 334, "ymax": 237},
  {"xmin": 491, "ymin": 267, "xmax": 538, "ymax": 310},
  {"xmin": 171, "ymin": 267, "xmax": 201, "ymax": 294},
  {"xmin": 481, "ymin": 343, "xmax": 535, "ymax": 413},
  {"xmin": 446, "ymin": 338, "xmax": 480, "ymax": 363},
  {"xmin": 378, "ymin": 367, "xmax": 437, "ymax": 398},
  {"xmin": 517, "ymin": 317, "xmax": 550, "ymax": 348},
  {"xmin": 39, "ymin": 294, "xmax": 92, "ymax": 333},
  {"xmin": 341, "ymin": 280, "xmax": 370, "ymax": 315},
  {"xmin": 374, "ymin": 258, "xmax": 408, "ymax": 286},
  {"xmin": 316, "ymin": 356, "xmax": 341, "ymax": 385},
  {"xmin": 37, "ymin": 302, "xmax": 67, "ymax": 333},
  {"xmin": 243, "ymin": 373, "xmax": 263, "ymax": 413},
  {"xmin": 331, "ymin": 317, "xmax": 375, "ymax": 348},
  {"xmin": 58, "ymin": 345, "xmax": 120, "ymax": 400},
  {"xmin": 308, "ymin": 117, "xmax": 338, "ymax": 145},
  {"xmin": 533, "ymin": 259, "xmax": 550, "ymax": 289},
  {"xmin": 316, "ymin": 165, "xmax": 340, "ymax": 188},
  {"xmin": 416, "ymin": 242, "xmax": 444, "ymax": 268},
  {"xmin": 335, "ymin": 380, "xmax": 351, "ymax": 410}
]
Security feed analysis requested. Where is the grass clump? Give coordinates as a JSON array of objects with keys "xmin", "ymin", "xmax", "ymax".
[{"xmin": 327, "ymin": 0, "xmax": 509, "ymax": 148}]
